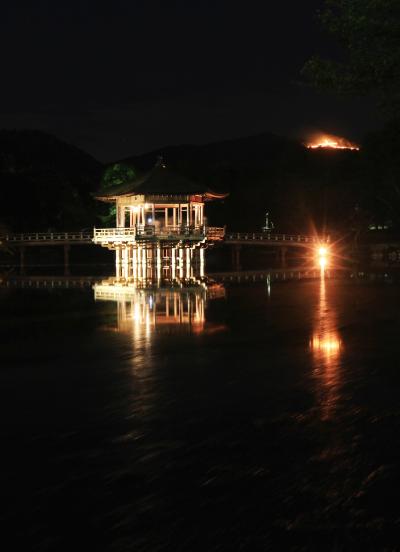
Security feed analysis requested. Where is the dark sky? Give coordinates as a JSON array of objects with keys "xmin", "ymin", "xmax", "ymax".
[{"xmin": 1, "ymin": 0, "xmax": 382, "ymax": 161}]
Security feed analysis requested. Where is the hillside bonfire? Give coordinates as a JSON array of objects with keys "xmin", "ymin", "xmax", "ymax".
[{"xmin": 306, "ymin": 134, "xmax": 360, "ymax": 151}]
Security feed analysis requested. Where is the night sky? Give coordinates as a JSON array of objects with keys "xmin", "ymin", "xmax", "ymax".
[{"xmin": 1, "ymin": 1, "xmax": 382, "ymax": 161}]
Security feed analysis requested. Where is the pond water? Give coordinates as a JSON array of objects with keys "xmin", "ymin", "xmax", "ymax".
[{"xmin": 1, "ymin": 273, "xmax": 400, "ymax": 550}]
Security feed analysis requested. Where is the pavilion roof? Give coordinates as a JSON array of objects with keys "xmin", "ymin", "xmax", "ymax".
[{"xmin": 95, "ymin": 161, "xmax": 228, "ymax": 202}]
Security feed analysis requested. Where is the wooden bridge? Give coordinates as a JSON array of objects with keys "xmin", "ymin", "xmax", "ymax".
[
  {"xmin": 223, "ymin": 231, "xmax": 327, "ymax": 269},
  {"xmin": 0, "ymin": 229, "xmax": 325, "ymax": 248},
  {"xmin": 0, "ymin": 229, "xmax": 327, "ymax": 272},
  {"xmin": 0, "ymin": 231, "xmax": 92, "ymax": 246},
  {"xmin": 0, "ymin": 231, "xmax": 92, "ymax": 272}
]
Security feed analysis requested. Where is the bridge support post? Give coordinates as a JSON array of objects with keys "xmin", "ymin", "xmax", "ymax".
[
  {"xmin": 279, "ymin": 246, "xmax": 288, "ymax": 268},
  {"xmin": 64, "ymin": 244, "xmax": 71, "ymax": 275},
  {"xmin": 20, "ymin": 246, "xmax": 26, "ymax": 275},
  {"xmin": 132, "ymin": 247, "xmax": 138, "ymax": 279},
  {"xmin": 200, "ymin": 247, "xmax": 205, "ymax": 278},
  {"xmin": 232, "ymin": 245, "xmax": 242, "ymax": 271}
]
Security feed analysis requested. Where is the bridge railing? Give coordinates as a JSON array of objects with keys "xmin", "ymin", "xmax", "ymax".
[
  {"xmin": 225, "ymin": 232, "xmax": 324, "ymax": 243},
  {"xmin": 1, "ymin": 231, "xmax": 93, "ymax": 243}
]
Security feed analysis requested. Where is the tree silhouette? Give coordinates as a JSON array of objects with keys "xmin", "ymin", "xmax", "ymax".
[
  {"xmin": 303, "ymin": 0, "xmax": 400, "ymax": 117},
  {"xmin": 98, "ymin": 163, "xmax": 137, "ymax": 226}
]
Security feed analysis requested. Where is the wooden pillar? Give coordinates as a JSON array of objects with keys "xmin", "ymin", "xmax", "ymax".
[
  {"xmin": 171, "ymin": 247, "xmax": 176, "ymax": 278},
  {"xmin": 127, "ymin": 247, "xmax": 132, "ymax": 278},
  {"xmin": 20, "ymin": 246, "xmax": 25, "ymax": 275},
  {"xmin": 280, "ymin": 246, "xmax": 288, "ymax": 268},
  {"xmin": 232, "ymin": 245, "xmax": 242, "ymax": 270},
  {"xmin": 64, "ymin": 244, "xmax": 70, "ymax": 276},
  {"xmin": 122, "ymin": 247, "xmax": 129, "ymax": 279},
  {"xmin": 200, "ymin": 247, "xmax": 205, "ymax": 278},
  {"xmin": 179, "ymin": 248, "xmax": 184, "ymax": 278},
  {"xmin": 132, "ymin": 247, "xmax": 137, "ymax": 278},
  {"xmin": 115, "ymin": 246, "xmax": 122, "ymax": 279},
  {"xmin": 157, "ymin": 245, "xmax": 161, "ymax": 280},
  {"xmin": 118, "ymin": 205, "xmax": 125, "ymax": 228},
  {"xmin": 186, "ymin": 248, "xmax": 191, "ymax": 279},
  {"xmin": 136, "ymin": 245, "xmax": 142, "ymax": 281},
  {"xmin": 141, "ymin": 246, "xmax": 146, "ymax": 280}
]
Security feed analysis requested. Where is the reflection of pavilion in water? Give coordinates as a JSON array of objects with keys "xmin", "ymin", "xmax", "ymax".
[
  {"xmin": 94, "ymin": 265, "xmax": 226, "ymax": 336},
  {"xmin": 309, "ymin": 275, "xmax": 343, "ymax": 420}
]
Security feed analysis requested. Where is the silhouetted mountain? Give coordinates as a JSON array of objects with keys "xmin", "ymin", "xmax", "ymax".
[
  {"xmin": 117, "ymin": 132, "xmax": 362, "ymax": 233},
  {"xmin": 0, "ymin": 130, "xmax": 103, "ymax": 230},
  {"xmin": 119, "ymin": 132, "xmax": 302, "ymax": 171},
  {"xmin": 0, "ymin": 129, "xmax": 393, "ymax": 236}
]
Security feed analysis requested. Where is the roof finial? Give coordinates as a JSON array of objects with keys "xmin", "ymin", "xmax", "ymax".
[{"xmin": 156, "ymin": 154, "xmax": 166, "ymax": 168}]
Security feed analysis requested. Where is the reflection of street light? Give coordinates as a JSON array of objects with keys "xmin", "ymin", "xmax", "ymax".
[{"xmin": 262, "ymin": 211, "xmax": 274, "ymax": 232}]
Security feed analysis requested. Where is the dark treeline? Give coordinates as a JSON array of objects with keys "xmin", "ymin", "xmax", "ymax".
[
  {"xmin": 0, "ymin": 130, "xmax": 101, "ymax": 232},
  {"xmin": 1, "ymin": 126, "xmax": 400, "ymax": 238}
]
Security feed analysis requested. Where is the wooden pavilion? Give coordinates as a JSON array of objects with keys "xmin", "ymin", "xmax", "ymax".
[{"xmin": 93, "ymin": 159, "xmax": 227, "ymax": 279}]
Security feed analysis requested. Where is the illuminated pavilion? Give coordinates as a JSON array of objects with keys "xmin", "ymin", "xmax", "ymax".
[{"xmin": 93, "ymin": 159, "xmax": 227, "ymax": 280}]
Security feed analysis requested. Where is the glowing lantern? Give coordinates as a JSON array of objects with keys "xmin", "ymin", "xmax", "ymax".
[{"xmin": 317, "ymin": 245, "xmax": 329, "ymax": 269}]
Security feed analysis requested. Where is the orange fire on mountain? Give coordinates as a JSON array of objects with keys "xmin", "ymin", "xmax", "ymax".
[{"xmin": 306, "ymin": 134, "xmax": 360, "ymax": 151}]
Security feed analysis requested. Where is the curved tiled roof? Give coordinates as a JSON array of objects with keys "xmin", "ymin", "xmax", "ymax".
[{"xmin": 95, "ymin": 162, "xmax": 227, "ymax": 201}]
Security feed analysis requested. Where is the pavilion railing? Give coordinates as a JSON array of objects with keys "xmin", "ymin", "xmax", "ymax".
[
  {"xmin": 93, "ymin": 226, "xmax": 225, "ymax": 242},
  {"xmin": 206, "ymin": 227, "xmax": 225, "ymax": 240}
]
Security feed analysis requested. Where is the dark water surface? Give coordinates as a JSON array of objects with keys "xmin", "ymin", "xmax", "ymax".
[{"xmin": 1, "ymin": 276, "xmax": 400, "ymax": 550}]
